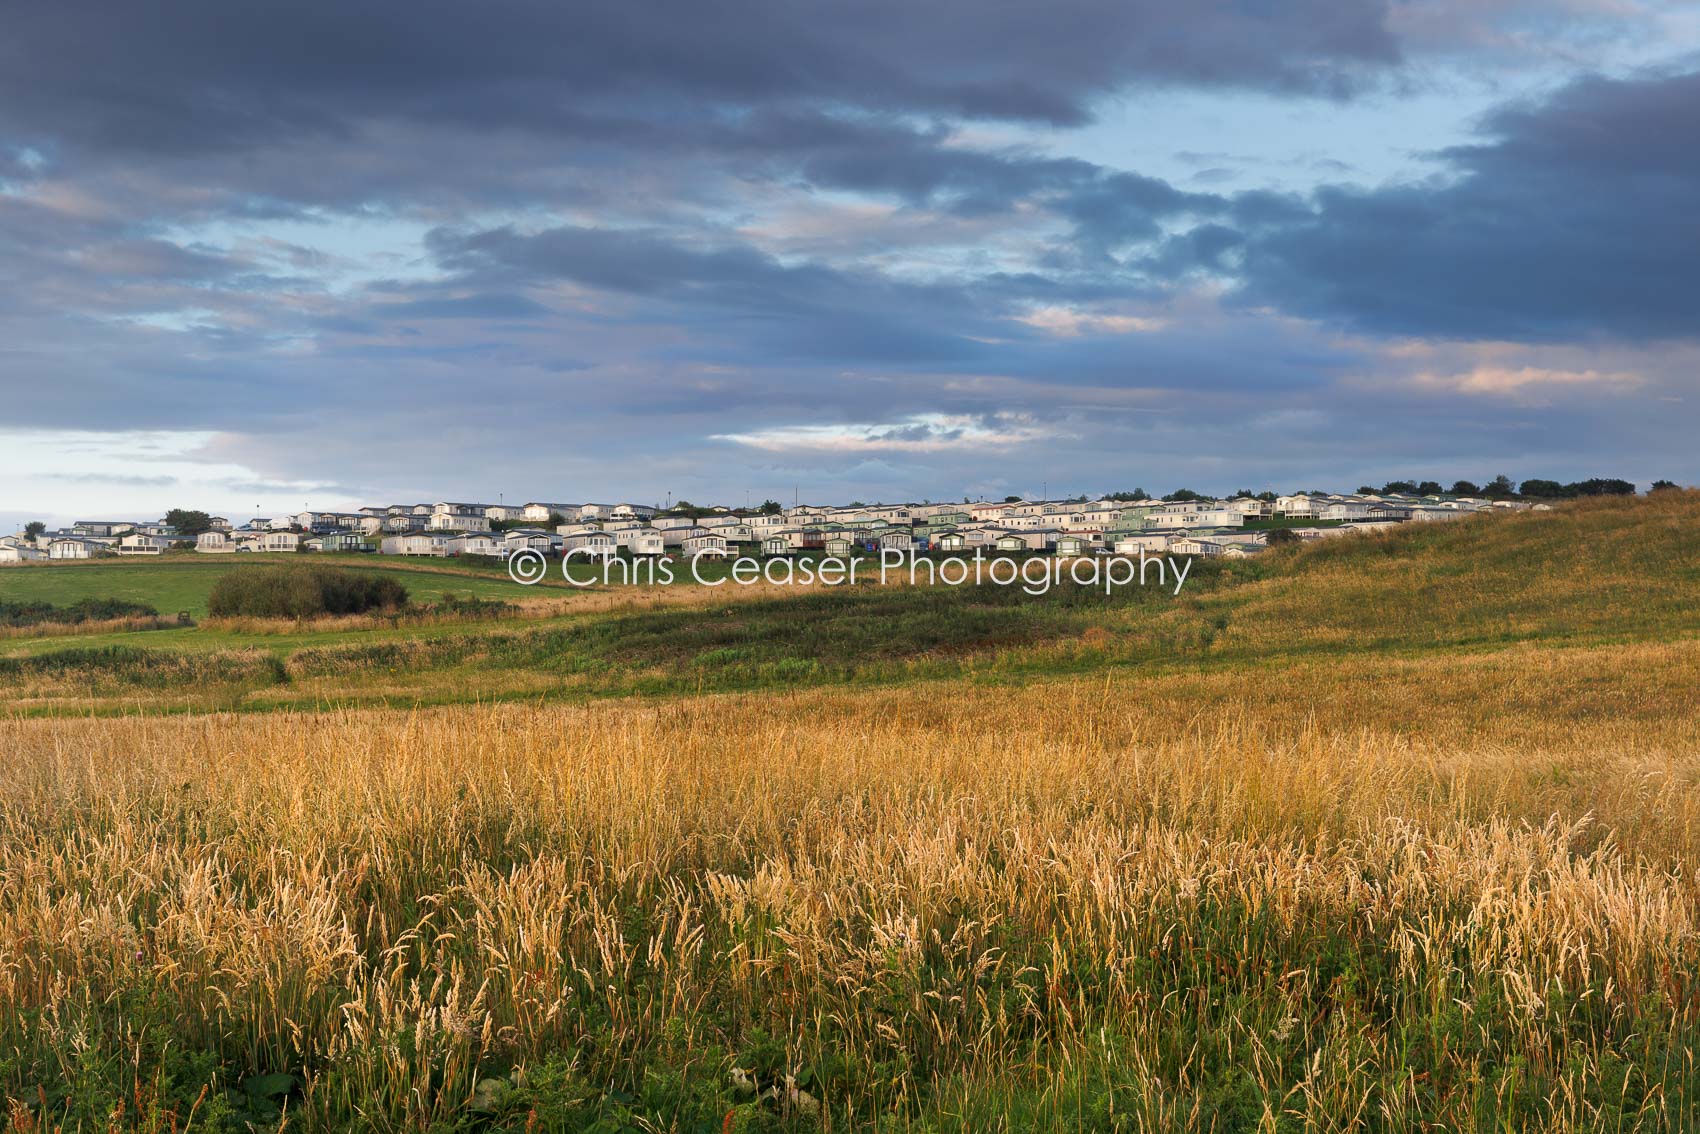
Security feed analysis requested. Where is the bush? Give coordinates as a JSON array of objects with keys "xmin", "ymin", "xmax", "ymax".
[
  {"xmin": 207, "ymin": 564, "xmax": 408, "ymax": 618},
  {"xmin": 426, "ymin": 592, "xmax": 517, "ymax": 619},
  {"xmin": 0, "ymin": 645, "xmax": 283, "ymax": 687},
  {"xmin": 0, "ymin": 598, "xmax": 158, "ymax": 627}
]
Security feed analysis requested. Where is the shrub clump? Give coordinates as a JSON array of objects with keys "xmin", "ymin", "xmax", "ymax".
[
  {"xmin": 207, "ymin": 564, "xmax": 408, "ymax": 618},
  {"xmin": 0, "ymin": 645, "xmax": 283, "ymax": 687},
  {"xmin": 0, "ymin": 597, "xmax": 159, "ymax": 627},
  {"xmin": 425, "ymin": 592, "xmax": 517, "ymax": 619}
]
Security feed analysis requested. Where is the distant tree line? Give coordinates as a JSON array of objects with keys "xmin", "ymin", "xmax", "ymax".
[
  {"xmin": 1514, "ymin": 478, "xmax": 1638, "ymax": 499},
  {"xmin": 1353, "ymin": 476, "xmax": 1653, "ymax": 499},
  {"xmin": 1094, "ymin": 476, "xmax": 1672, "ymax": 503}
]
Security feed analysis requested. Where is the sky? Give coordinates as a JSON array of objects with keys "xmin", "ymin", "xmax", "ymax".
[{"xmin": 4, "ymin": 1, "xmax": 1700, "ymax": 528}]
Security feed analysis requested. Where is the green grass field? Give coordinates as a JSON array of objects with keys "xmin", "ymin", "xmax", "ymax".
[
  {"xmin": 0, "ymin": 549, "xmax": 893, "ymax": 623},
  {"xmin": 0, "ymin": 553, "xmax": 545, "ymax": 616}
]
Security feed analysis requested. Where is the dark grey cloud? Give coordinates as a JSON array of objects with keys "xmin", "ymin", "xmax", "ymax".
[
  {"xmin": 425, "ymin": 222, "xmax": 1021, "ymax": 364},
  {"xmin": 1221, "ymin": 69, "xmax": 1700, "ymax": 340},
  {"xmin": 1386, "ymin": 0, "xmax": 1674, "ymax": 65},
  {"xmin": 757, "ymin": 115, "xmax": 1102, "ymax": 215},
  {"xmin": 372, "ymin": 293, "xmax": 552, "ymax": 320},
  {"xmin": 1054, "ymin": 171, "xmax": 1227, "ymax": 261},
  {"xmin": 0, "ymin": 1, "xmax": 1398, "ymax": 163}
]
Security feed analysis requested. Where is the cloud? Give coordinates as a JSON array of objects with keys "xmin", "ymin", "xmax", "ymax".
[
  {"xmin": 1412, "ymin": 365, "xmax": 1641, "ymax": 396},
  {"xmin": 423, "ymin": 221, "xmax": 1028, "ymax": 364},
  {"xmin": 1222, "ymin": 68, "xmax": 1700, "ymax": 341},
  {"xmin": 1016, "ymin": 307, "xmax": 1171, "ymax": 337},
  {"xmin": 0, "ymin": 1, "xmax": 1399, "ymax": 166},
  {"xmin": 40, "ymin": 472, "xmax": 180, "ymax": 487},
  {"xmin": 371, "ymin": 293, "xmax": 551, "ymax": 320},
  {"xmin": 715, "ymin": 413, "xmax": 1056, "ymax": 453},
  {"xmin": 2, "ymin": 1, "xmax": 1699, "ymax": 517},
  {"xmin": 1386, "ymin": 0, "xmax": 1673, "ymax": 64}
]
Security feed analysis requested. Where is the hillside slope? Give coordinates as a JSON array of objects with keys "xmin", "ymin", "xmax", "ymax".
[
  {"xmin": 3, "ymin": 494, "xmax": 1696, "ymax": 714},
  {"xmin": 1193, "ymin": 491, "xmax": 1700, "ymax": 657}
]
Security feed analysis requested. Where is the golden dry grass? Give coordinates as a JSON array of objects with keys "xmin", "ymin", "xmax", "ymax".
[
  {"xmin": 4, "ymin": 636, "xmax": 1700, "ymax": 1130},
  {"xmin": 0, "ymin": 615, "xmax": 189, "ymax": 641}
]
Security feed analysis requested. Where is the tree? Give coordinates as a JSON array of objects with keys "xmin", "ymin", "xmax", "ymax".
[
  {"xmin": 1380, "ymin": 480, "xmax": 1417, "ymax": 495},
  {"xmin": 1265, "ymin": 527, "xmax": 1301, "ymax": 545},
  {"xmin": 1357, "ymin": 486, "xmax": 1376, "ymax": 495},
  {"xmin": 1651, "ymin": 480, "xmax": 1682, "ymax": 492},
  {"xmin": 1165, "ymin": 488, "xmax": 1203, "ymax": 502},
  {"xmin": 208, "ymin": 564, "xmax": 407, "ymax": 617},
  {"xmin": 1104, "ymin": 489, "xmax": 1150, "ymax": 502},
  {"xmin": 1416, "ymin": 481, "xmax": 1443, "ymax": 496},
  {"xmin": 1450, "ymin": 480, "xmax": 1481, "ymax": 496},
  {"xmin": 758, "ymin": 499, "xmax": 782, "ymax": 514},
  {"xmin": 23, "ymin": 520, "xmax": 45, "ymax": 539},
  {"xmin": 1518, "ymin": 479, "xmax": 1567, "ymax": 498},
  {"xmin": 1568, "ymin": 478, "xmax": 1635, "ymax": 497},
  {"xmin": 662, "ymin": 499, "xmax": 705, "ymax": 520},
  {"xmin": 1003, "ymin": 495, "xmax": 1022, "ymax": 503},
  {"xmin": 163, "ymin": 508, "xmax": 214, "ymax": 535},
  {"xmin": 1483, "ymin": 475, "xmax": 1516, "ymax": 498}
]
